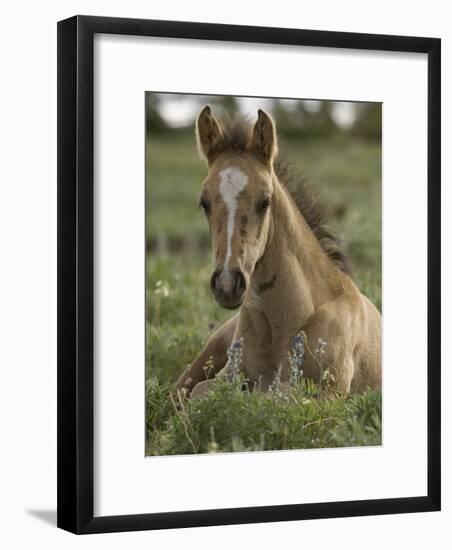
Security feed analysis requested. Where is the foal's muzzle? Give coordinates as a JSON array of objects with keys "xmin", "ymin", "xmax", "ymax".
[{"xmin": 210, "ymin": 268, "xmax": 247, "ymax": 309}]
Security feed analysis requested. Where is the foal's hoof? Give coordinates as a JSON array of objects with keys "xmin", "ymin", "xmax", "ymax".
[{"xmin": 190, "ymin": 380, "xmax": 216, "ymax": 400}]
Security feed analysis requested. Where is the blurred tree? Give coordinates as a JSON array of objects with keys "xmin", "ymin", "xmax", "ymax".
[
  {"xmin": 272, "ymin": 99, "xmax": 303, "ymax": 131},
  {"xmin": 272, "ymin": 100, "xmax": 340, "ymax": 138},
  {"xmin": 351, "ymin": 103, "xmax": 382, "ymax": 140},
  {"xmin": 219, "ymin": 95, "xmax": 238, "ymax": 111},
  {"xmin": 146, "ymin": 93, "xmax": 169, "ymax": 133},
  {"xmin": 211, "ymin": 95, "xmax": 239, "ymax": 117},
  {"xmin": 301, "ymin": 101, "xmax": 338, "ymax": 137}
]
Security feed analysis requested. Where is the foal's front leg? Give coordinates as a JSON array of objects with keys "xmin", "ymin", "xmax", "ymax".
[{"xmin": 175, "ymin": 314, "xmax": 238, "ymax": 395}]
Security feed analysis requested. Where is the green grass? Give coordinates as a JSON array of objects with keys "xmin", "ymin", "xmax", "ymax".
[
  {"xmin": 146, "ymin": 128, "xmax": 382, "ymax": 456},
  {"xmin": 146, "ymin": 254, "xmax": 230, "ymax": 385},
  {"xmin": 146, "ymin": 375, "xmax": 382, "ymax": 456}
]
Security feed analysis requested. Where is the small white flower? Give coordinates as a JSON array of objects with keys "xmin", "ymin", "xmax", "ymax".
[{"xmin": 153, "ymin": 280, "xmax": 170, "ymax": 298}]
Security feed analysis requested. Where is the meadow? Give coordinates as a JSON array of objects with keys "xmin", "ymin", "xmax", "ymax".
[{"xmin": 146, "ymin": 128, "xmax": 382, "ymax": 456}]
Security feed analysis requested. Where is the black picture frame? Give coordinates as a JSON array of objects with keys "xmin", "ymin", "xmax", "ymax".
[{"xmin": 57, "ymin": 15, "xmax": 441, "ymax": 534}]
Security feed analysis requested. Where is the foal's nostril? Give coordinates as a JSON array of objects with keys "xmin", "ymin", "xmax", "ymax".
[
  {"xmin": 211, "ymin": 269, "xmax": 246, "ymax": 305},
  {"xmin": 210, "ymin": 270, "xmax": 221, "ymax": 293},
  {"xmin": 234, "ymin": 270, "xmax": 246, "ymax": 297}
]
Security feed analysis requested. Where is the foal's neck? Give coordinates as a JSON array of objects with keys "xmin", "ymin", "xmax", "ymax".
[{"xmin": 246, "ymin": 176, "xmax": 342, "ymax": 329}]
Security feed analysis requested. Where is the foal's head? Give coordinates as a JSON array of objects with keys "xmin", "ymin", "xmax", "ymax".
[{"xmin": 196, "ymin": 106, "xmax": 278, "ymax": 309}]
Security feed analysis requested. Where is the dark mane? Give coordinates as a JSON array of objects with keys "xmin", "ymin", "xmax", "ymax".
[
  {"xmin": 274, "ymin": 159, "xmax": 352, "ymax": 275},
  {"xmin": 221, "ymin": 114, "xmax": 253, "ymax": 154},
  {"xmin": 219, "ymin": 115, "xmax": 352, "ymax": 276}
]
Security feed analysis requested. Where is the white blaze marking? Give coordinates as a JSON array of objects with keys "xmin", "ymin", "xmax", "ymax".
[{"xmin": 219, "ymin": 167, "xmax": 248, "ymax": 268}]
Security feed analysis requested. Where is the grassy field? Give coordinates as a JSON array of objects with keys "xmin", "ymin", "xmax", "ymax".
[{"xmin": 146, "ymin": 128, "xmax": 381, "ymax": 456}]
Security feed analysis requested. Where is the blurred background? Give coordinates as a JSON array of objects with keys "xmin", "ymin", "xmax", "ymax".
[{"xmin": 145, "ymin": 92, "xmax": 381, "ymax": 387}]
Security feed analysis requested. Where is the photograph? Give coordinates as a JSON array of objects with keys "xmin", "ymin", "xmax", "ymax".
[
  {"xmin": 145, "ymin": 92, "xmax": 382, "ymax": 456},
  {"xmin": 0, "ymin": 2, "xmax": 444, "ymax": 542}
]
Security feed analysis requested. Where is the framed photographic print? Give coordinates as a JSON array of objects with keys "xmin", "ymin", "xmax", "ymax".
[{"xmin": 57, "ymin": 15, "xmax": 441, "ymax": 534}]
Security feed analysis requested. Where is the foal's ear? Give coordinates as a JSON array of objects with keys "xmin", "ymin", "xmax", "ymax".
[
  {"xmin": 196, "ymin": 105, "xmax": 225, "ymax": 164},
  {"xmin": 251, "ymin": 109, "xmax": 278, "ymax": 165}
]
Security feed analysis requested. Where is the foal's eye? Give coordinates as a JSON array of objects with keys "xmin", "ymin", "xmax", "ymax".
[
  {"xmin": 199, "ymin": 198, "xmax": 210, "ymax": 215},
  {"xmin": 258, "ymin": 197, "xmax": 271, "ymax": 212}
]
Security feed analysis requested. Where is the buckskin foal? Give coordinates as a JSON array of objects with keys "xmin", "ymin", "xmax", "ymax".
[{"xmin": 176, "ymin": 106, "xmax": 381, "ymax": 398}]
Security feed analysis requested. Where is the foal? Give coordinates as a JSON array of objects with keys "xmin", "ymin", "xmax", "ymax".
[{"xmin": 176, "ymin": 106, "xmax": 381, "ymax": 398}]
